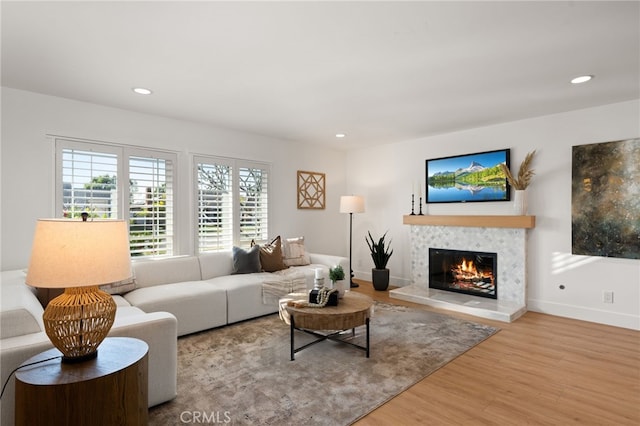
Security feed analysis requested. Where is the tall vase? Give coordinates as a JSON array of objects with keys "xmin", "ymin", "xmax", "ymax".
[{"xmin": 513, "ymin": 190, "xmax": 528, "ymax": 215}]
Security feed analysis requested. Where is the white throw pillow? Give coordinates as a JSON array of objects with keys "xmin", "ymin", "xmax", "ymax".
[{"xmin": 282, "ymin": 236, "xmax": 311, "ymax": 266}]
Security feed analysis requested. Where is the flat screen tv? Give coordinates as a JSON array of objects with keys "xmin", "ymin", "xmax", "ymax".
[{"xmin": 426, "ymin": 149, "xmax": 511, "ymax": 203}]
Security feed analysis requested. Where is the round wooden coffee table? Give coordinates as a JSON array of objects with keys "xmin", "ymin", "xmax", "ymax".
[{"xmin": 279, "ymin": 291, "xmax": 374, "ymax": 360}]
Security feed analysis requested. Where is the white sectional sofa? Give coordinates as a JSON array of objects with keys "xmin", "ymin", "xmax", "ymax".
[
  {"xmin": 126, "ymin": 251, "xmax": 349, "ymax": 336},
  {"xmin": 1, "ymin": 250, "xmax": 348, "ymax": 424}
]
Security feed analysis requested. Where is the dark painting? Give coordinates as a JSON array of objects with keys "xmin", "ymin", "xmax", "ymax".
[{"xmin": 572, "ymin": 138, "xmax": 640, "ymax": 259}]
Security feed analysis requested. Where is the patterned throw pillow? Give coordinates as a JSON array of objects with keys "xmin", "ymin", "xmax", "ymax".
[
  {"xmin": 256, "ymin": 236, "xmax": 288, "ymax": 272},
  {"xmin": 232, "ymin": 245, "xmax": 261, "ymax": 274},
  {"xmin": 282, "ymin": 236, "xmax": 311, "ymax": 267}
]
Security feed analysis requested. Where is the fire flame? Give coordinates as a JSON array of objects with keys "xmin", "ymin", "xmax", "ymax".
[
  {"xmin": 452, "ymin": 258, "xmax": 494, "ymax": 284},
  {"xmin": 460, "ymin": 258, "xmax": 478, "ymax": 275}
]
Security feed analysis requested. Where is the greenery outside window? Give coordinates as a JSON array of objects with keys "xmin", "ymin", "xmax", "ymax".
[{"xmin": 55, "ymin": 138, "xmax": 176, "ymax": 258}]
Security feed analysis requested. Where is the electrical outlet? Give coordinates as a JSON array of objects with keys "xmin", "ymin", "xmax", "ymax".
[{"xmin": 603, "ymin": 291, "xmax": 614, "ymax": 304}]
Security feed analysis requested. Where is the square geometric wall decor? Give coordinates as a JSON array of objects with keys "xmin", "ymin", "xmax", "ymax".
[
  {"xmin": 572, "ymin": 138, "xmax": 640, "ymax": 259},
  {"xmin": 297, "ymin": 170, "xmax": 326, "ymax": 209}
]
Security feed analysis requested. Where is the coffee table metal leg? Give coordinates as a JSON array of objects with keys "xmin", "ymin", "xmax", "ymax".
[
  {"xmin": 290, "ymin": 315, "xmax": 295, "ymax": 361},
  {"xmin": 366, "ymin": 317, "xmax": 370, "ymax": 358}
]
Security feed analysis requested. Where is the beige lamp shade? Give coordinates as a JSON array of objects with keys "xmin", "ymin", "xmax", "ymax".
[
  {"xmin": 26, "ymin": 219, "xmax": 132, "ymax": 288},
  {"xmin": 339, "ymin": 195, "xmax": 365, "ymax": 214}
]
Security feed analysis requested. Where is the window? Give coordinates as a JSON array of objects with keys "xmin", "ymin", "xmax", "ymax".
[
  {"xmin": 195, "ymin": 156, "xmax": 269, "ymax": 252},
  {"xmin": 128, "ymin": 153, "xmax": 174, "ymax": 257},
  {"xmin": 60, "ymin": 146, "xmax": 120, "ymax": 219},
  {"xmin": 56, "ymin": 138, "xmax": 176, "ymax": 258}
]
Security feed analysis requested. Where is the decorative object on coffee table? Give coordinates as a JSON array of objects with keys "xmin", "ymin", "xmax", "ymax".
[
  {"xmin": 366, "ymin": 230, "xmax": 393, "ymax": 291},
  {"xmin": 307, "ymin": 268, "xmax": 338, "ymax": 307},
  {"xmin": 25, "ymin": 216, "xmax": 132, "ymax": 363},
  {"xmin": 329, "ymin": 264, "xmax": 347, "ymax": 297},
  {"xmin": 340, "ymin": 195, "xmax": 365, "ymax": 288},
  {"xmin": 297, "ymin": 170, "xmax": 326, "ymax": 209}
]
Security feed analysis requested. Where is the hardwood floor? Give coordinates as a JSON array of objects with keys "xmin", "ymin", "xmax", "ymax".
[{"xmin": 351, "ymin": 280, "xmax": 640, "ymax": 425}]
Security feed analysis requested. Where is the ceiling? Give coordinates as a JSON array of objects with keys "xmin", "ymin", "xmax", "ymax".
[{"xmin": 2, "ymin": 1, "xmax": 639, "ymax": 150}]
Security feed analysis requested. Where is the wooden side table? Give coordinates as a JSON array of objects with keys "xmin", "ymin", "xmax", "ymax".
[{"xmin": 15, "ymin": 337, "xmax": 149, "ymax": 426}]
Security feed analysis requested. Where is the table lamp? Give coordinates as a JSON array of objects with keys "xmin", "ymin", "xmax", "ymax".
[
  {"xmin": 339, "ymin": 195, "xmax": 365, "ymax": 288},
  {"xmin": 25, "ymin": 217, "xmax": 132, "ymax": 363}
]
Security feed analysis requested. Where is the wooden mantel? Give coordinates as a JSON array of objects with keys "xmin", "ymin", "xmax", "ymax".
[{"xmin": 403, "ymin": 215, "xmax": 535, "ymax": 229}]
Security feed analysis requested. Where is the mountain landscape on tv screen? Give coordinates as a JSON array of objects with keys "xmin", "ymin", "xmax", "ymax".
[{"xmin": 428, "ymin": 161, "xmax": 506, "ymax": 186}]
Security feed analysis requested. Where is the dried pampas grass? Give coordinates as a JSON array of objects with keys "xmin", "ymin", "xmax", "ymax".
[{"xmin": 501, "ymin": 150, "xmax": 536, "ymax": 190}]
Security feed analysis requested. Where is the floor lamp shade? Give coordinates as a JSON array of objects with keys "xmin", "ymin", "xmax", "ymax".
[
  {"xmin": 26, "ymin": 219, "xmax": 132, "ymax": 362},
  {"xmin": 340, "ymin": 195, "xmax": 365, "ymax": 287},
  {"xmin": 340, "ymin": 195, "xmax": 365, "ymax": 214}
]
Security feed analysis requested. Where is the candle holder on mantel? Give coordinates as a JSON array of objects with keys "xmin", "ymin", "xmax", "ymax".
[
  {"xmin": 418, "ymin": 196, "xmax": 424, "ymax": 215},
  {"xmin": 410, "ymin": 194, "xmax": 416, "ymax": 215}
]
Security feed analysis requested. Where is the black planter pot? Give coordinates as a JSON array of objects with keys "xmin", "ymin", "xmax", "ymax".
[{"xmin": 371, "ymin": 268, "xmax": 390, "ymax": 291}]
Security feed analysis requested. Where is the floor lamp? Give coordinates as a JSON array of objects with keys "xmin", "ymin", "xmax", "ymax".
[{"xmin": 340, "ymin": 195, "xmax": 365, "ymax": 288}]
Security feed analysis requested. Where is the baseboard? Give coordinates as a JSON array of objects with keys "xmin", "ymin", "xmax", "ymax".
[
  {"xmin": 353, "ymin": 271, "xmax": 411, "ymax": 287},
  {"xmin": 527, "ymin": 298, "xmax": 640, "ymax": 331}
]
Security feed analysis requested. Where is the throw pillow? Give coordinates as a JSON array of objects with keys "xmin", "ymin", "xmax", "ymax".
[
  {"xmin": 100, "ymin": 277, "xmax": 136, "ymax": 295},
  {"xmin": 232, "ymin": 245, "xmax": 261, "ymax": 274},
  {"xmin": 258, "ymin": 236, "xmax": 288, "ymax": 272},
  {"xmin": 282, "ymin": 236, "xmax": 311, "ymax": 266}
]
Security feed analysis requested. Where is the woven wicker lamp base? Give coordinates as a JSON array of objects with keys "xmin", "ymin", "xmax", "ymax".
[{"xmin": 43, "ymin": 286, "xmax": 117, "ymax": 363}]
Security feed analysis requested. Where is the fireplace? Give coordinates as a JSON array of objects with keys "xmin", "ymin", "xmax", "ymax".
[{"xmin": 429, "ymin": 248, "xmax": 497, "ymax": 299}]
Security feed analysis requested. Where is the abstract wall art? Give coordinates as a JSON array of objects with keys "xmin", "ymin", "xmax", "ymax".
[{"xmin": 572, "ymin": 138, "xmax": 640, "ymax": 259}]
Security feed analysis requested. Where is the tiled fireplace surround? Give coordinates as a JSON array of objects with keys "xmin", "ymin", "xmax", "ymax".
[{"xmin": 390, "ymin": 216, "xmax": 533, "ymax": 322}]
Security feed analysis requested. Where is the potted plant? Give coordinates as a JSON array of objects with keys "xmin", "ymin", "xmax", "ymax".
[
  {"xmin": 329, "ymin": 265, "xmax": 347, "ymax": 297},
  {"xmin": 365, "ymin": 231, "xmax": 393, "ymax": 291}
]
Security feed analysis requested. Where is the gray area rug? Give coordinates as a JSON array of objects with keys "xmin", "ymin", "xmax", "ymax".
[{"xmin": 149, "ymin": 302, "xmax": 499, "ymax": 425}]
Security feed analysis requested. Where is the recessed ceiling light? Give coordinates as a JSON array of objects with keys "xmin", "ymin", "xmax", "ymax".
[
  {"xmin": 132, "ymin": 87, "xmax": 153, "ymax": 95},
  {"xmin": 335, "ymin": 133, "xmax": 346, "ymax": 138},
  {"xmin": 570, "ymin": 75, "xmax": 593, "ymax": 84}
]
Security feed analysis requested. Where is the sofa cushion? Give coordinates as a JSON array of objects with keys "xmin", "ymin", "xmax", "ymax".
[
  {"xmin": 232, "ymin": 245, "xmax": 261, "ymax": 274},
  {"xmin": 205, "ymin": 273, "xmax": 278, "ymax": 323},
  {"xmin": 111, "ymin": 295, "xmax": 132, "ymax": 307},
  {"xmin": 282, "ymin": 236, "xmax": 311, "ymax": 266},
  {"xmin": 132, "ymin": 256, "xmax": 201, "ymax": 288},
  {"xmin": 0, "ymin": 271, "xmax": 45, "ymax": 338},
  {"xmin": 114, "ymin": 305, "xmax": 147, "ymax": 319},
  {"xmin": 198, "ymin": 251, "xmax": 234, "ymax": 280},
  {"xmin": 256, "ymin": 236, "xmax": 288, "ymax": 272},
  {"xmin": 123, "ymin": 281, "xmax": 227, "ymax": 336}
]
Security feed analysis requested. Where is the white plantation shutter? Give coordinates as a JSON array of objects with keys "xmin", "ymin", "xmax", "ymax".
[
  {"xmin": 60, "ymin": 147, "xmax": 119, "ymax": 218},
  {"xmin": 238, "ymin": 163, "xmax": 269, "ymax": 246},
  {"xmin": 195, "ymin": 156, "xmax": 270, "ymax": 252},
  {"xmin": 128, "ymin": 154, "xmax": 174, "ymax": 257},
  {"xmin": 196, "ymin": 158, "xmax": 234, "ymax": 252},
  {"xmin": 56, "ymin": 138, "xmax": 176, "ymax": 258}
]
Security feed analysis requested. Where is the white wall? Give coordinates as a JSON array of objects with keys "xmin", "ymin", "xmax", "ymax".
[
  {"xmin": 0, "ymin": 88, "xmax": 348, "ymax": 270},
  {"xmin": 347, "ymin": 100, "xmax": 640, "ymax": 330},
  {"xmin": 3, "ymin": 88, "xmax": 638, "ymax": 330}
]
